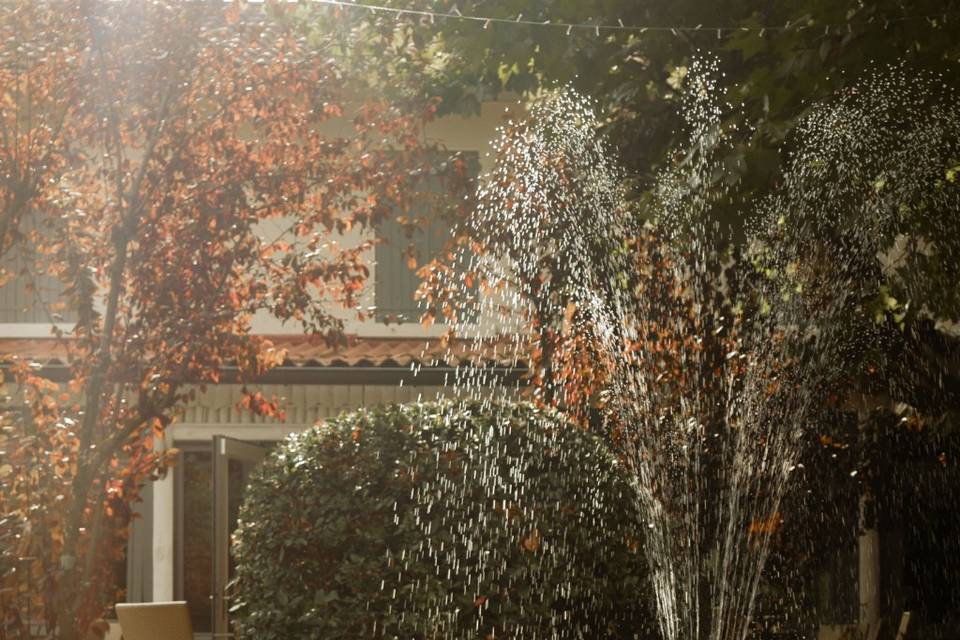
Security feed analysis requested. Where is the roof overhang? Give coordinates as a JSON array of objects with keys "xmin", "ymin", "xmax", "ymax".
[{"xmin": 0, "ymin": 335, "xmax": 529, "ymax": 386}]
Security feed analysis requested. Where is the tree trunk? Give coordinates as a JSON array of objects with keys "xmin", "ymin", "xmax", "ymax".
[{"xmin": 53, "ymin": 43, "xmax": 174, "ymax": 632}]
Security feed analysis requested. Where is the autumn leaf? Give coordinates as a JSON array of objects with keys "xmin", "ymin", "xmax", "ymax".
[
  {"xmin": 521, "ymin": 528, "xmax": 541, "ymax": 552},
  {"xmin": 748, "ymin": 512, "xmax": 782, "ymax": 537}
]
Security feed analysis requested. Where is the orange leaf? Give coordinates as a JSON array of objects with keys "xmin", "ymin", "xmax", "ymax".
[{"xmin": 521, "ymin": 528, "xmax": 541, "ymax": 552}]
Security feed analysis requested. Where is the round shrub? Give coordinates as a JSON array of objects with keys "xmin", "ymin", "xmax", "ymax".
[{"xmin": 231, "ymin": 400, "xmax": 654, "ymax": 639}]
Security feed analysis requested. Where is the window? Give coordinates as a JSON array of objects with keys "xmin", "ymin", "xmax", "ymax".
[{"xmin": 374, "ymin": 152, "xmax": 478, "ymax": 324}]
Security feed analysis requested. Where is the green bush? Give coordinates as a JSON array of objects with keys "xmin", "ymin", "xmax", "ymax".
[{"xmin": 231, "ymin": 400, "xmax": 654, "ymax": 639}]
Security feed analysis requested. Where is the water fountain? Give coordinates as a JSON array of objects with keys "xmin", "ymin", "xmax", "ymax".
[
  {"xmin": 424, "ymin": 67, "xmax": 797, "ymax": 640},
  {"xmin": 423, "ymin": 61, "xmax": 960, "ymax": 639}
]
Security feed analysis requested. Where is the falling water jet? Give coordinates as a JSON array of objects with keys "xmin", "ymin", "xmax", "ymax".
[
  {"xmin": 421, "ymin": 61, "xmax": 960, "ymax": 640},
  {"xmin": 424, "ymin": 76, "xmax": 786, "ymax": 640}
]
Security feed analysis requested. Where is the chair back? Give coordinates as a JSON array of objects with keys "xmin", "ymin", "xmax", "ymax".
[
  {"xmin": 115, "ymin": 601, "xmax": 193, "ymax": 640},
  {"xmin": 894, "ymin": 611, "xmax": 912, "ymax": 640}
]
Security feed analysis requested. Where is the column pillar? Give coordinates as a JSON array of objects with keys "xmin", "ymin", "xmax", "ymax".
[{"xmin": 151, "ymin": 432, "xmax": 175, "ymax": 601}]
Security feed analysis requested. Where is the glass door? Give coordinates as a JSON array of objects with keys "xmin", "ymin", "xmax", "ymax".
[{"xmin": 212, "ymin": 436, "xmax": 267, "ymax": 638}]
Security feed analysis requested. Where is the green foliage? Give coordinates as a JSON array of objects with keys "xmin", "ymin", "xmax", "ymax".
[
  {"xmin": 300, "ymin": 1, "xmax": 960, "ymax": 217},
  {"xmin": 294, "ymin": 0, "xmax": 960, "ymax": 331},
  {"xmin": 231, "ymin": 400, "xmax": 654, "ymax": 640}
]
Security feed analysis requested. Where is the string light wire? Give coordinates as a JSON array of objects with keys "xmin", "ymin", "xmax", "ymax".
[{"xmin": 303, "ymin": 0, "xmax": 957, "ymax": 36}]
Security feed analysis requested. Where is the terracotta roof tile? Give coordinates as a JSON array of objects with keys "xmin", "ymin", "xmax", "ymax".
[
  {"xmin": 0, "ymin": 335, "xmax": 526, "ymax": 369},
  {"xmin": 265, "ymin": 335, "xmax": 524, "ymax": 368},
  {"xmin": 0, "ymin": 338, "xmax": 70, "ymax": 363}
]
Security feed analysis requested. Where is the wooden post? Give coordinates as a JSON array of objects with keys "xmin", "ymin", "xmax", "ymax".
[{"xmin": 858, "ymin": 405, "xmax": 881, "ymax": 634}]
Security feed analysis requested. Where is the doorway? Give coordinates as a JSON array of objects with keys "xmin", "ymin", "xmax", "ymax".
[
  {"xmin": 175, "ymin": 436, "xmax": 268, "ymax": 639},
  {"xmin": 212, "ymin": 436, "xmax": 267, "ymax": 638}
]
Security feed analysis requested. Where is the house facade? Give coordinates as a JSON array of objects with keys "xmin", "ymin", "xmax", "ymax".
[{"xmin": 0, "ymin": 100, "xmax": 521, "ymax": 638}]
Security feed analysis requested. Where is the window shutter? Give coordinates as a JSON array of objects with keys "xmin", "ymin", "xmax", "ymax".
[
  {"xmin": 375, "ymin": 152, "xmax": 479, "ymax": 324},
  {"xmin": 0, "ymin": 215, "xmax": 76, "ymax": 323}
]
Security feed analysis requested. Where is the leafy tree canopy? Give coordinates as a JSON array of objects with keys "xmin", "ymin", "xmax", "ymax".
[
  {"xmin": 0, "ymin": 2, "xmax": 461, "ymax": 637},
  {"xmin": 302, "ymin": 1, "xmax": 960, "ymax": 206}
]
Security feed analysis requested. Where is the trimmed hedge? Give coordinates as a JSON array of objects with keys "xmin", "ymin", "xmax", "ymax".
[{"xmin": 231, "ymin": 400, "xmax": 654, "ymax": 639}]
